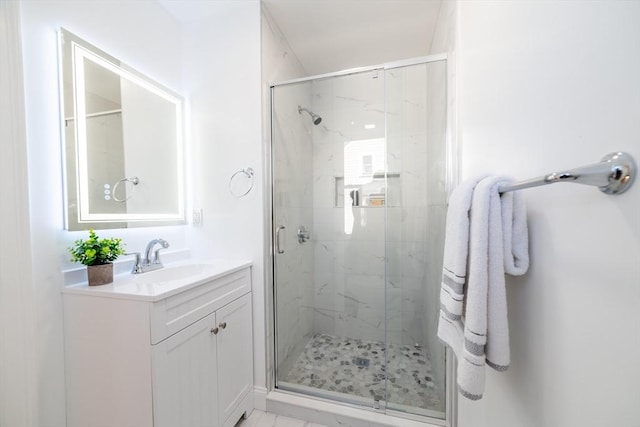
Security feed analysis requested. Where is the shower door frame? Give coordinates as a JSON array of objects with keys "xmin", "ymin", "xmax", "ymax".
[{"xmin": 264, "ymin": 53, "xmax": 458, "ymax": 427}]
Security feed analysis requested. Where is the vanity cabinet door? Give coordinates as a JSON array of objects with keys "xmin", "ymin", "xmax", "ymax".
[
  {"xmin": 216, "ymin": 293, "xmax": 253, "ymax": 426},
  {"xmin": 152, "ymin": 311, "xmax": 219, "ymax": 427}
]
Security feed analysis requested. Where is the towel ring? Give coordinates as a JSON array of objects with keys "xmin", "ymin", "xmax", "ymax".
[
  {"xmin": 112, "ymin": 176, "xmax": 139, "ymax": 202},
  {"xmin": 229, "ymin": 168, "xmax": 254, "ymax": 198}
]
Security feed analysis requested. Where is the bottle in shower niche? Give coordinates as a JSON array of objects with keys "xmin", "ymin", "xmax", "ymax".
[
  {"xmin": 368, "ymin": 191, "xmax": 385, "ymax": 206},
  {"xmin": 350, "ymin": 189, "xmax": 360, "ymax": 206}
]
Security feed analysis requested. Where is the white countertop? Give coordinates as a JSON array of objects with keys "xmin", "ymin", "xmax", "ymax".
[{"xmin": 62, "ymin": 259, "xmax": 252, "ymax": 302}]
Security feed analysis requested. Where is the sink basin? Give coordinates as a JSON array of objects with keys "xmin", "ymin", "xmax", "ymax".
[{"xmin": 133, "ymin": 263, "xmax": 212, "ymax": 285}]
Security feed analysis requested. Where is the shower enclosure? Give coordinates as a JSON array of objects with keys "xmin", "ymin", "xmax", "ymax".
[{"xmin": 270, "ymin": 55, "xmax": 452, "ymax": 423}]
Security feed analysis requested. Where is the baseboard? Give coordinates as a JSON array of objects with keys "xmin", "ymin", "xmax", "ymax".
[{"xmin": 253, "ymin": 386, "xmax": 267, "ymax": 411}]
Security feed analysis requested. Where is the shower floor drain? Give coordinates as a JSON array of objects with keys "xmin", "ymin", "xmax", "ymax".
[{"xmin": 353, "ymin": 357, "xmax": 370, "ymax": 367}]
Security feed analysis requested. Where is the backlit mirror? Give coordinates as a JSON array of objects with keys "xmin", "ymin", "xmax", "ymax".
[{"xmin": 58, "ymin": 28, "xmax": 185, "ymax": 230}]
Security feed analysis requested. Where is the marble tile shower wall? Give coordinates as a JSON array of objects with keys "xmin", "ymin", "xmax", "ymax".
[
  {"xmin": 386, "ymin": 64, "xmax": 445, "ymax": 350},
  {"xmin": 309, "ymin": 66, "xmax": 447, "ymax": 350},
  {"xmin": 273, "ymin": 83, "xmax": 316, "ymax": 375},
  {"xmin": 311, "ymin": 72, "xmax": 387, "ymax": 343}
]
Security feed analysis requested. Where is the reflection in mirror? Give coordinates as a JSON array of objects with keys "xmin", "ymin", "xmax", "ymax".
[{"xmin": 58, "ymin": 28, "xmax": 185, "ymax": 230}]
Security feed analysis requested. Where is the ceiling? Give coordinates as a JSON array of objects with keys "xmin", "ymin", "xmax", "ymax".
[
  {"xmin": 160, "ymin": 0, "xmax": 443, "ymax": 77},
  {"xmin": 262, "ymin": 0, "xmax": 443, "ymax": 76}
]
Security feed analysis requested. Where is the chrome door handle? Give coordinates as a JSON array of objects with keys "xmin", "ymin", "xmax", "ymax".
[{"xmin": 276, "ymin": 225, "xmax": 285, "ymax": 254}]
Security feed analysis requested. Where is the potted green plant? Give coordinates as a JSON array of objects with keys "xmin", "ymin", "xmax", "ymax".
[{"xmin": 69, "ymin": 229, "xmax": 126, "ymax": 286}]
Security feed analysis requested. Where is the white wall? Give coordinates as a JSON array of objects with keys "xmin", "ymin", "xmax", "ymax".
[
  {"xmin": 456, "ymin": 1, "xmax": 640, "ymax": 426},
  {"xmin": 19, "ymin": 2, "xmax": 187, "ymax": 425},
  {"xmin": 178, "ymin": 0, "xmax": 264, "ymax": 396},
  {"xmin": 0, "ymin": 2, "xmax": 38, "ymax": 426}
]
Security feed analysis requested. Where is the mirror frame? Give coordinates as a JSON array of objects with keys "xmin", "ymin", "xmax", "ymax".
[{"xmin": 58, "ymin": 28, "xmax": 186, "ymax": 229}]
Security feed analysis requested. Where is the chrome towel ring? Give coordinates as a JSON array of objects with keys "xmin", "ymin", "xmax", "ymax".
[
  {"xmin": 112, "ymin": 176, "xmax": 139, "ymax": 202},
  {"xmin": 229, "ymin": 168, "xmax": 255, "ymax": 198}
]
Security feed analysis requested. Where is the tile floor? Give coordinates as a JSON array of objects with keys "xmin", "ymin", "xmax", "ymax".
[
  {"xmin": 281, "ymin": 334, "xmax": 443, "ymax": 411},
  {"xmin": 235, "ymin": 409, "xmax": 327, "ymax": 427}
]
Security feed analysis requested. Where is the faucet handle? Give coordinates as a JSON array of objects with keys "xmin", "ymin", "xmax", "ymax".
[
  {"xmin": 152, "ymin": 240, "xmax": 169, "ymax": 265},
  {"xmin": 125, "ymin": 252, "xmax": 142, "ymax": 274},
  {"xmin": 152, "ymin": 248, "xmax": 166, "ymax": 266}
]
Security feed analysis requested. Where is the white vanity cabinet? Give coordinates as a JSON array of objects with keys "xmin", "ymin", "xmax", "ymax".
[
  {"xmin": 63, "ymin": 264, "xmax": 254, "ymax": 427},
  {"xmin": 152, "ymin": 293, "xmax": 253, "ymax": 427}
]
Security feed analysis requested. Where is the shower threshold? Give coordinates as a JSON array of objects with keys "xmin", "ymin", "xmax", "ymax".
[{"xmin": 268, "ymin": 388, "xmax": 446, "ymax": 427}]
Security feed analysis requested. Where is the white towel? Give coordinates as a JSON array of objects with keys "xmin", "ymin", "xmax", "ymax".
[{"xmin": 437, "ymin": 175, "xmax": 529, "ymax": 400}]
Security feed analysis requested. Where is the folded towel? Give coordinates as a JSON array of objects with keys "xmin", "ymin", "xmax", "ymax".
[
  {"xmin": 437, "ymin": 176, "xmax": 485, "ymax": 360},
  {"xmin": 437, "ymin": 175, "xmax": 529, "ymax": 400}
]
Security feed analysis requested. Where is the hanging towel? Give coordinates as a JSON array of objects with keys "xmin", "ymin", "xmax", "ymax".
[{"xmin": 437, "ymin": 175, "xmax": 529, "ymax": 400}]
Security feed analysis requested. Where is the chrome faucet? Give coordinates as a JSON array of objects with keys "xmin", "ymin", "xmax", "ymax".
[
  {"xmin": 128, "ymin": 238, "xmax": 170, "ymax": 274},
  {"xmin": 145, "ymin": 238, "xmax": 170, "ymax": 266}
]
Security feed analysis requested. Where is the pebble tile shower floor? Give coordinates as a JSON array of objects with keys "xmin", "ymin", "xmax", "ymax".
[{"xmin": 281, "ymin": 334, "xmax": 443, "ymax": 411}]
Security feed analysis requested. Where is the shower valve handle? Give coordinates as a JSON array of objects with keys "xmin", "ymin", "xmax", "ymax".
[{"xmin": 297, "ymin": 226, "xmax": 310, "ymax": 243}]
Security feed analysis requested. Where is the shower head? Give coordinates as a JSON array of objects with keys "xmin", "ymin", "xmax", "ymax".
[{"xmin": 298, "ymin": 105, "xmax": 322, "ymax": 125}]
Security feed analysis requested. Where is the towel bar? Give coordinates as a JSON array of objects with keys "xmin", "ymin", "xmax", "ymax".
[{"xmin": 498, "ymin": 152, "xmax": 636, "ymax": 195}]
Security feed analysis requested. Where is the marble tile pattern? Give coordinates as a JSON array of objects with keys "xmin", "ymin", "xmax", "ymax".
[
  {"xmin": 310, "ymin": 72, "xmax": 388, "ymax": 346},
  {"xmin": 281, "ymin": 334, "xmax": 443, "ymax": 412}
]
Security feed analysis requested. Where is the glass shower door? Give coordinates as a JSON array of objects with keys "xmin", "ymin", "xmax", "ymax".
[
  {"xmin": 271, "ymin": 56, "xmax": 450, "ymax": 422},
  {"xmin": 384, "ymin": 59, "xmax": 448, "ymax": 419},
  {"xmin": 272, "ymin": 70, "xmax": 388, "ymax": 408},
  {"xmin": 271, "ymin": 79, "xmax": 316, "ymax": 398}
]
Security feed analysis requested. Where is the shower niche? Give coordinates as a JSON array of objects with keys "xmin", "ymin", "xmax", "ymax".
[
  {"xmin": 270, "ymin": 56, "xmax": 451, "ymax": 423},
  {"xmin": 334, "ymin": 174, "xmax": 401, "ymax": 208}
]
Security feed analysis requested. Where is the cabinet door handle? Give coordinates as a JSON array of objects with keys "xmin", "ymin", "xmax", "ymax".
[
  {"xmin": 210, "ymin": 327, "xmax": 219, "ymax": 335},
  {"xmin": 219, "ymin": 322, "xmax": 227, "ymax": 329}
]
